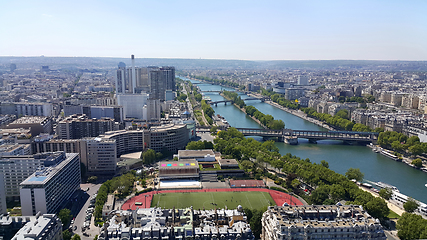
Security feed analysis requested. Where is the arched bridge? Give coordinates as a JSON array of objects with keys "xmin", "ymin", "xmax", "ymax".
[{"xmin": 235, "ymin": 128, "xmax": 378, "ymax": 144}]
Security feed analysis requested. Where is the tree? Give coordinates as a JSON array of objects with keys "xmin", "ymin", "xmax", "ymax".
[
  {"xmin": 404, "ymin": 198, "xmax": 419, "ymax": 213},
  {"xmin": 320, "ymin": 160, "xmax": 329, "ymax": 168},
  {"xmin": 310, "ymin": 185, "xmax": 330, "ymax": 205},
  {"xmin": 330, "ymin": 184, "xmax": 345, "ymax": 202},
  {"xmin": 210, "ymin": 126, "xmax": 218, "ymax": 135},
  {"xmin": 378, "ymin": 188, "xmax": 392, "ymax": 200},
  {"xmin": 261, "ymin": 140, "xmax": 279, "ymax": 153},
  {"xmin": 58, "ymin": 208, "xmax": 72, "ymax": 227},
  {"xmin": 397, "ymin": 213, "xmax": 427, "ymax": 240},
  {"xmin": 336, "ymin": 109, "xmax": 349, "ymax": 120},
  {"xmin": 364, "ymin": 197, "xmax": 389, "ymax": 219},
  {"xmin": 345, "ymin": 168, "xmax": 364, "ymax": 182},
  {"xmin": 141, "ymin": 149, "xmax": 156, "ymax": 164},
  {"xmin": 409, "ymin": 144, "xmax": 423, "ymax": 156},
  {"xmin": 291, "ymin": 179, "xmax": 300, "ymax": 189},
  {"xmin": 63, "ymin": 230, "xmax": 72, "ymax": 240},
  {"xmin": 240, "ymin": 160, "xmax": 254, "ymax": 172},
  {"xmin": 374, "ymin": 127, "xmax": 384, "ymax": 133},
  {"xmin": 87, "ymin": 176, "xmax": 98, "ymax": 183},
  {"xmin": 412, "ymin": 158, "xmax": 423, "ymax": 168},
  {"xmin": 71, "ymin": 234, "xmax": 81, "ymax": 240},
  {"xmin": 248, "ymin": 209, "xmax": 264, "ymax": 239}
]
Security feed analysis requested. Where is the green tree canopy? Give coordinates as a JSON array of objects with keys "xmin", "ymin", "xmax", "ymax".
[
  {"xmin": 336, "ymin": 109, "xmax": 349, "ymax": 120},
  {"xmin": 141, "ymin": 149, "xmax": 156, "ymax": 164},
  {"xmin": 320, "ymin": 160, "xmax": 329, "ymax": 168},
  {"xmin": 397, "ymin": 213, "xmax": 427, "ymax": 240},
  {"xmin": 71, "ymin": 234, "xmax": 81, "ymax": 240},
  {"xmin": 412, "ymin": 158, "xmax": 423, "ymax": 168},
  {"xmin": 364, "ymin": 197, "xmax": 389, "ymax": 220},
  {"xmin": 58, "ymin": 208, "xmax": 72, "ymax": 227},
  {"xmin": 378, "ymin": 188, "xmax": 392, "ymax": 200},
  {"xmin": 345, "ymin": 168, "xmax": 364, "ymax": 182},
  {"xmin": 404, "ymin": 198, "xmax": 419, "ymax": 213},
  {"xmin": 63, "ymin": 230, "xmax": 72, "ymax": 240}
]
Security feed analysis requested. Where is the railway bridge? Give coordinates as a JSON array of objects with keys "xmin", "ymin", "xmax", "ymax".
[{"xmin": 235, "ymin": 128, "xmax": 378, "ymax": 145}]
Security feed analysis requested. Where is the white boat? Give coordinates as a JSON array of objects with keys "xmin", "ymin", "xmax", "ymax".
[
  {"xmin": 380, "ymin": 150, "xmax": 400, "ymax": 161},
  {"xmin": 375, "ymin": 182, "xmax": 399, "ymax": 192}
]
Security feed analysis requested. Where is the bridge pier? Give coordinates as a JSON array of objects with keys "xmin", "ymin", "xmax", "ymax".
[
  {"xmin": 215, "ymin": 103, "xmax": 217, "ymax": 107},
  {"xmin": 224, "ymin": 102, "xmax": 227, "ymax": 105},
  {"xmin": 279, "ymin": 136, "xmax": 298, "ymax": 145},
  {"xmin": 308, "ymin": 139, "xmax": 318, "ymax": 144}
]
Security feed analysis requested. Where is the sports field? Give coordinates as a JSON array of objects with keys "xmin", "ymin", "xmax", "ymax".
[{"xmin": 151, "ymin": 191, "xmax": 274, "ymax": 210}]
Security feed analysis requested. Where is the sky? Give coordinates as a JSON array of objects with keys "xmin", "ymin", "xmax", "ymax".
[{"xmin": 0, "ymin": 0, "xmax": 426, "ymax": 60}]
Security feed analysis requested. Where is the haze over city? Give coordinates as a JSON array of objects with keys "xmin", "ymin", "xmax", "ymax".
[
  {"xmin": 2, "ymin": 1, "xmax": 427, "ymax": 240},
  {"xmin": 1, "ymin": 0, "xmax": 426, "ymax": 60}
]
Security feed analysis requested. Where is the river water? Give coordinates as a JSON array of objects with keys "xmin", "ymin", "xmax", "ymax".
[{"xmin": 184, "ymin": 77, "xmax": 427, "ymax": 203}]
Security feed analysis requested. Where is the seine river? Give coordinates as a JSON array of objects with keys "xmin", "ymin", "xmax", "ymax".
[{"xmin": 184, "ymin": 77, "xmax": 427, "ymax": 203}]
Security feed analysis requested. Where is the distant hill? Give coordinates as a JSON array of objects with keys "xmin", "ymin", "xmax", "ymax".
[{"xmin": 0, "ymin": 56, "xmax": 426, "ymax": 71}]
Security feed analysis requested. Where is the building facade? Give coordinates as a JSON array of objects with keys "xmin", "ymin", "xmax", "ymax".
[
  {"xmin": 5, "ymin": 116, "xmax": 53, "ymax": 136},
  {"xmin": 261, "ymin": 205, "xmax": 386, "ymax": 240},
  {"xmin": 57, "ymin": 114, "xmax": 115, "ymax": 139},
  {"xmin": 116, "ymin": 93, "xmax": 150, "ymax": 120},
  {"xmin": 20, "ymin": 152, "xmax": 80, "ymax": 216},
  {"xmin": 32, "ymin": 137, "xmax": 117, "ymax": 175},
  {"xmin": 99, "ymin": 124, "xmax": 189, "ymax": 156},
  {"xmin": 0, "ymin": 154, "xmax": 47, "ymax": 198},
  {"xmin": 0, "ymin": 173, "xmax": 6, "ymax": 215}
]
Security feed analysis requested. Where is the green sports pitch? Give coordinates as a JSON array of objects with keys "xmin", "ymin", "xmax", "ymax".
[{"xmin": 151, "ymin": 191, "xmax": 274, "ymax": 210}]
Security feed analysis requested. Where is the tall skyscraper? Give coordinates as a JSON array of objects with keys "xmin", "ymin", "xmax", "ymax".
[
  {"xmin": 131, "ymin": 55, "xmax": 136, "ymax": 94},
  {"xmin": 149, "ymin": 68, "xmax": 166, "ymax": 100},
  {"xmin": 116, "ymin": 66, "xmax": 127, "ymax": 94},
  {"xmin": 161, "ymin": 66, "xmax": 176, "ymax": 91}
]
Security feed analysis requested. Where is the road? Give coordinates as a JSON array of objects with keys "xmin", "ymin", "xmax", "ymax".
[
  {"xmin": 196, "ymin": 131, "xmax": 215, "ymax": 143},
  {"xmin": 72, "ymin": 183, "xmax": 102, "ymax": 240}
]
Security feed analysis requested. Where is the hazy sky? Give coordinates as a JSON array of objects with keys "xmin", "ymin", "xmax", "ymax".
[{"xmin": 1, "ymin": 0, "xmax": 426, "ymax": 60}]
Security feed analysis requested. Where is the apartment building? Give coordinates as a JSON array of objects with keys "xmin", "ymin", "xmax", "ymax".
[
  {"xmin": 4, "ymin": 116, "xmax": 53, "ymax": 136},
  {"xmin": 20, "ymin": 152, "xmax": 80, "ymax": 216},
  {"xmin": 57, "ymin": 114, "xmax": 115, "ymax": 139},
  {"xmin": 11, "ymin": 213, "xmax": 62, "ymax": 240},
  {"xmin": 262, "ymin": 205, "xmax": 386, "ymax": 240},
  {"xmin": 0, "ymin": 154, "xmax": 48, "ymax": 199},
  {"xmin": 32, "ymin": 137, "xmax": 117, "ymax": 175}
]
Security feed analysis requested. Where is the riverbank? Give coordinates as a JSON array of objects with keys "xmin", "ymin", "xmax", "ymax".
[
  {"xmin": 264, "ymin": 100, "xmax": 335, "ymax": 131},
  {"xmin": 220, "ymin": 93, "xmax": 268, "ymax": 129}
]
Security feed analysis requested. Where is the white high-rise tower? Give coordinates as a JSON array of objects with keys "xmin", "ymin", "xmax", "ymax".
[{"xmin": 131, "ymin": 55, "xmax": 136, "ymax": 93}]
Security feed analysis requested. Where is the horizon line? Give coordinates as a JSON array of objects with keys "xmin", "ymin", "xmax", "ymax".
[{"xmin": 0, "ymin": 56, "xmax": 426, "ymax": 62}]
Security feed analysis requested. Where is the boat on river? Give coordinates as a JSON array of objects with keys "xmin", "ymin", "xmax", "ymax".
[
  {"xmin": 375, "ymin": 182, "xmax": 399, "ymax": 192},
  {"xmin": 380, "ymin": 150, "xmax": 400, "ymax": 161}
]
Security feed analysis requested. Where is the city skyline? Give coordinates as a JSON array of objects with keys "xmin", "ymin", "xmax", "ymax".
[{"xmin": 0, "ymin": 0, "xmax": 426, "ymax": 61}]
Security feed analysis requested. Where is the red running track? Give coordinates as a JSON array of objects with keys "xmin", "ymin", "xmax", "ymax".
[{"xmin": 121, "ymin": 188, "xmax": 303, "ymax": 210}]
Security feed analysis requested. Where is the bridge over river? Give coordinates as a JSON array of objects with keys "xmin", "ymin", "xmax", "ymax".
[
  {"xmin": 207, "ymin": 97, "xmax": 270, "ymax": 106},
  {"xmin": 235, "ymin": 128, "xmax": 378, "ymax": 144}
]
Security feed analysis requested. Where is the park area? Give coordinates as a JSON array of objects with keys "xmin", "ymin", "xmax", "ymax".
[{"xmin": 122, "ymin": 188, "xmax": 303, "ymax": 211}]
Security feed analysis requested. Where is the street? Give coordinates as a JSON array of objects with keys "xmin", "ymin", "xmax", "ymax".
[{"xmin": 72, "ymin": 183, "xmax": 102, "ymax": 240}]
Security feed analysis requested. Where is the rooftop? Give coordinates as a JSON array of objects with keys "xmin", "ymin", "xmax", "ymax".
[
  {"xmin": 20, "ymin": 153, "xmax": 79, "ymax": 186},
  {"xmin": 11, "ymin": 116, "xmax": 49, "ymax": 125},
  {"xmin": 178, "ymin": 149, "xmax": 215, "ymax": 158}
]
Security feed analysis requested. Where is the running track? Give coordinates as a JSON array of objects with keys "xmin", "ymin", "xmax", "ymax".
[{"xmin": 121, "ymin": 188, "xmax": 303, "ymax": 210}]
